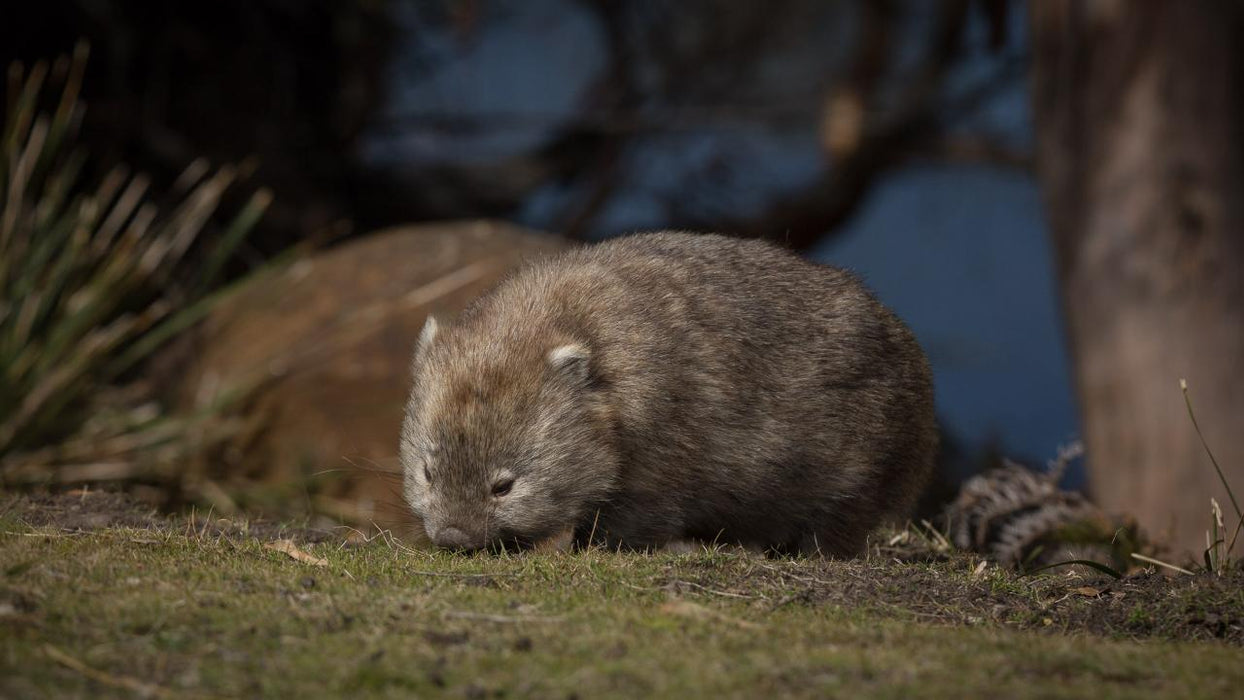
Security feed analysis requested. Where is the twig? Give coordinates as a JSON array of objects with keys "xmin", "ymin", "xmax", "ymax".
[
  {"xmin": 1131, "ymin": 552, "xmax": 1194, "ymax": 576},
  {"xmin": 2, "ymin": 530, "xmax": 83, "ymax": 538},
  {"xmin": 443, "ymin": 611, "xmax": 562, "ymax": 624},
  {"xmin": 587, "ymin": 509, "xmax": 601, "ymax": 547},
  {"xmin": 669, "ymin": 579, "xmax": 755, "ymax": 599},
  {"xmin": 408, "ymin": 570, "xmax": 518, "ymax": 579},
  {"xmin": 43, "ymin": 644, "xmax": 171, "ymax": 697},
  {"xmin": 919, "ymin": 519, "xmax": 954, "ymax": 551}
]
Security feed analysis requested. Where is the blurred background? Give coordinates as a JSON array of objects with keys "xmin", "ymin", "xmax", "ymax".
[{"xmin": 2, "ymin": 0, "xmax": 1240, "ymax": 558}]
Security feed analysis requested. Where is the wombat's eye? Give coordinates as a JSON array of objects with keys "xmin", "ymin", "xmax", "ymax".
[
  {"xmin": 423, "ymin": 464, "xmax": 432, "ymax": 484},
  {"xmin": 491, "ymin": 478, "xmax": 515, "ymax": 497}
]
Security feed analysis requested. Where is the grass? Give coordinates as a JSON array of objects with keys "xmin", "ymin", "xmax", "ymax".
[
  {"xmin": 2, "ymin": 494, "xmax": 1242, "ymax": 699},
  {"xmin": 0, "ymin": 42, "xmax": 270, "ymax": 491},
  {"xmin": 0, "ymin": 43, "xmax": 1240, "ymax": 698},
  {"xmin": 1180, "ymin": 379, "xmax": 1243, "ymax": 574}
]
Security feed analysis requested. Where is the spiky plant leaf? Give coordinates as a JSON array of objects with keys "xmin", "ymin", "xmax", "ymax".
[{"xmin": 0, "ymin": 42, "xmax": 272, "ymax": 487}]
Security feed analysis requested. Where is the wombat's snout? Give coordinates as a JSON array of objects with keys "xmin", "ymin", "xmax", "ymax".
[{"xmin": 430, "ymin": 526, "xmax": 483, "ymax": 551}]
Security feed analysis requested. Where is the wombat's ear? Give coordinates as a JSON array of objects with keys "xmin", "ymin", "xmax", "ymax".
[
  {"xmin": 547, "ymin": 344, "xmax": 591, "ymax": 383},
  {"xmin": 411, "ymin": 316, "xmax": 439, "ymax": 374}
]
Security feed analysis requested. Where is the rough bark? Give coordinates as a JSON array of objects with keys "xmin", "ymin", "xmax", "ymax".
[{"xmin": 1030, "ymin": 1, "xmax": 1244, "ymax": 555}]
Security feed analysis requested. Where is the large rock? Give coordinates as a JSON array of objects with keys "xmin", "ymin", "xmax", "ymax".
[{"xmin": 175, "ymin": 220, "xmax": 571, "ymax": 536}]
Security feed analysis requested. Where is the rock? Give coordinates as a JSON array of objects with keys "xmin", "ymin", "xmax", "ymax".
[{"xmin": 172, "ymin": 220, "xmax": 571, "ymax": 537}]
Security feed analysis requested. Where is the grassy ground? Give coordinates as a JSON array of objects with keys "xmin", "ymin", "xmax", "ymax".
[{"xmin": 2, "ymin": 492, "xmax": 1242, "ymax": 699}]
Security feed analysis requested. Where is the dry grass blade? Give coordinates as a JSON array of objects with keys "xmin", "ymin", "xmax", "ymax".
[
  {"xmin": 266, "ymin": 539, "xmax": 329, "ymax": 567},
  {"xmin": 1180, "ymin": 379, "xmax": 1243, "ymax": 566},
  {"xmin": 1180, "ymin": 379, "xmax": 1241, "ymax": 520},
  {"xmin": 444, "ymin": 611, "xmax": 564, "ymax": 624},
  {"xmin": 43, "ymin": 644, "xmax": 171, "ymax": 698},
  {"xmin": 195, "ymin": 187, "xmax": 272, "ymax": 292},
  {"xmin": 3, "ymin": 61, "xmax": 46, "ymax": 146},
  {"xmin": 660, "ymin": 600, "xmax": 762, "ymax": 630},
  {"xmin": 1025, "ymin": 558, "xmax": 1122, "ymax": 579},
  {"xmin": 0, "ymin": 314, "xmax": 141, "ymax": 453},
  {"xmin": 1131, "ymin": 553, "xmax": 1194, "ymax": 576},
  {"xmin": 91, "ymin": 173, "xmax": 149, "ymax": 253}
]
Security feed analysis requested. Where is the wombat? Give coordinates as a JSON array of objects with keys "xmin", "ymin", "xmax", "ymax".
[{"xmin": 400, "ymin": 231, "xmax": 936, "ymax": 556}]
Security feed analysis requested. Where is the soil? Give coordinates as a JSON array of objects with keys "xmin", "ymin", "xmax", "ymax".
[
  {"xmin": 672, "ymin": 551, "xmax": 1244, "ymax": 646},
  {"xmin": 1, "ymin": 489, "xmax": 336, "ymax": 543}
]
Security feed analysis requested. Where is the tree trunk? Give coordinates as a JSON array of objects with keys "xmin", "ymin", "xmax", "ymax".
[{"xmin": 1030, "ymin": 1, "xmax": 1244, "ymax": 556}]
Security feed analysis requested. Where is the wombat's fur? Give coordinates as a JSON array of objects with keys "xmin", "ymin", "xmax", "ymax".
[{"xmin": 400, "ymin": 231, "xmax": 936, "ymax": 556}]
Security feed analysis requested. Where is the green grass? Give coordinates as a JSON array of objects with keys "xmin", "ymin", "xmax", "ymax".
[{"xmin": 2, "ymin": 517, "xmax": 1242, "ymax": 699}]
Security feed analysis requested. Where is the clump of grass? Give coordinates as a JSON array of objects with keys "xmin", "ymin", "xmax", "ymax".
[
  {"xmin": 1180, "ymin": 379, "xmax": 1242, "ymax": 575},
  {"xmin": 1122, "ymin": 380, "xmax": 1242, "ymax": 576},
  {"xmin": 0, "ymin": 43, "xmax": 271, "ymax": 497}
]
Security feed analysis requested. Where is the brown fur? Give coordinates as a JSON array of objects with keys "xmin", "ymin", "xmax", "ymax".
[{"xmin": 400, "ymin": 231, "xmax": 937, "ymax": 556}]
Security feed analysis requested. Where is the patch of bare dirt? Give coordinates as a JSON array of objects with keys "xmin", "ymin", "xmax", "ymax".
[{"xmin": 2, "ymin": 490, "xmax": 166, "ymax": 531}]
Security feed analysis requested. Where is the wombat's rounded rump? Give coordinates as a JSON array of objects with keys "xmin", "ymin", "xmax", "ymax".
[{"xmin": 401, "ymin": 232, "xmax": 936, "ymax": 556}]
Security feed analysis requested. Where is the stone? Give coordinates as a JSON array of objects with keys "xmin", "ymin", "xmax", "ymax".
[{"xmin": 172, "ymin": 220, "xmax": 570, "ymax": 537}]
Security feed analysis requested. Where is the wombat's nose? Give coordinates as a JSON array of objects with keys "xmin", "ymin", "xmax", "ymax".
[{"xmin": 432, "ymin": 526, "xmax": 478, "ymax": 551}]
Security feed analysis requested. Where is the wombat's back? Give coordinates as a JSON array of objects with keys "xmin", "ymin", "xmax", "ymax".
[{"xmin": 456, "ymin": 231, "xmax": 936, "ymax": 555}]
